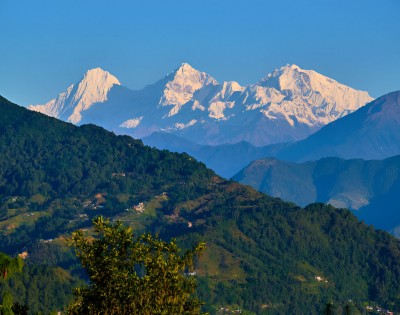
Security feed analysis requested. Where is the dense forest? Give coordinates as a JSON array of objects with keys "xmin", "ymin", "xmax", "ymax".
[{"xmin": 1, "ymin": 95, "xmax": 400, "ymax": 314}]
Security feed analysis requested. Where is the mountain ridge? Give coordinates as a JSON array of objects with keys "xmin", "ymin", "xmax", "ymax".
[
  {"xmin": 232, "ymin": 154, "xmax": 400, "ymax": 233},
  {"xmin": 28, "ymin": 63, "xmax": 373, "ymax": 146},
  {"xmin": 142, "ymin": 131, "xmax": 286, "ymax": 178}
]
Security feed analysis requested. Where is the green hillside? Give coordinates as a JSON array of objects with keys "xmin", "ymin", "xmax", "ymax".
[
  {"xmin": 232, "ymin": 157, "xmax": 400, "ymax": 232},
  {"xmin": 1, "ymin": 96, "xmax": 400, "ymax": 314}
]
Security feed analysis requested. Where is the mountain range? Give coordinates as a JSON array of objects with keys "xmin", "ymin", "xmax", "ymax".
[
  {"xmin": 28, "ymin": 64, "xmax": 372, "ymax": 146},
  {"xmin": 2, "ymin": 95, "xmax": 400, "ymax": 313},
  {"xmin": 142, "ymin": 91, "xmax": 400, "ymax": 179}
]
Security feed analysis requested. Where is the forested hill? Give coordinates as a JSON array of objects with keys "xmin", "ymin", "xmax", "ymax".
[
  {"xmin": 0, "ymin": 95, "xmax": 214, "ymax": 201},
  {"xmin": 1, "ymin": 95, "xmax": 400, "ymax": 314}
]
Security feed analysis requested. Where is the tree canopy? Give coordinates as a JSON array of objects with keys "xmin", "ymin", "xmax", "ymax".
[
  {"xmin": 0, "ymin": 252, "xmax": 24, "ymax": 315},
  {"xmin": 68, "ymin": 216, "xmax": 206, "ymax": 315},
  {"xmin": 0, "ymin": 253, "xmax": 23, "ymax": 282}
]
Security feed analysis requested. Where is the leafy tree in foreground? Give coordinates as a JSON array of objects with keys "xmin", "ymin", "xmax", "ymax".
[{"xmin": 68, "ymin": 216, "xmax": 207, "ymax": 315}]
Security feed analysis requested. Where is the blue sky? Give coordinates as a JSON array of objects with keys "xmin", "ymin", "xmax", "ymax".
[{"xmin": 1, "ymin": 0, "xmax": 399, "ymax": 106}]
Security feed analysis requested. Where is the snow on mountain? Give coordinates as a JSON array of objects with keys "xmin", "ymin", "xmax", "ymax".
[
  {"xmin": 208, "ymin": 81, "xmax": 244, "ymax": 119},
  {"xmin": 249, "ymin": 64, "xmax": 373, "ymax": 126},
  {"xmin": 29, "ymin": 68, "xmax": 120, "ymax": 123},
  {"xmin": 119, "ymin": 116, "xmax": 143, "ymax": 128},
  {"xmin": 153, "ymin": 64, "xmax": 372, "ymax": 145},
  {"xmin": 159, "ymin": 63, "xmax": 218, "ymax": 117},
  {"xmin": 27, "ymin": 63, "xmax": 373, "ymax": 146}
]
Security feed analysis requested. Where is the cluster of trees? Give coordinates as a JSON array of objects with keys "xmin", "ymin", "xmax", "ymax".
[
  {"xmin": 1, "ymin": 263, "xmax": 83, "ymax": 314},
  {"xmin": 0, "ymin": 252, "xmax": 24, "ymax": 314}
]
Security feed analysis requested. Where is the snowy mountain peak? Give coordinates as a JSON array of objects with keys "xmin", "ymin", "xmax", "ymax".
[
  {"xmin": 83, "ymin": 67, "xmax": 121, "ymax": 86},
  {"xmin": 67, "ymin": 67, "xmax": 120, "ymax": 123},
  {"xmin": 260, "ymin": 64, "xmax": 310, "ymax": 88},
  {"xmin": 159, "ymin": 63, "xmax": 218, "ymax": 116},
  {"xmin": 262, "ymin": 64, "xmax": 299, "ymax": 79},
  {"xmin": 281, "ymin": 63, "xmax": 301, "ymax": 71},
  {"xmin": 259, "ymin": 64, "xmax": 372, "ymax": 112},
  {"xmin": 29, "ymin": 67, "xmax": 120, "ymax": 124},
  {"xmin": 169, "ymin": 63, "xmax": 217, "ymax": 84},
  {"xmin": 175, "ymin": 62, "xmax": 197, "ymax": 73}
]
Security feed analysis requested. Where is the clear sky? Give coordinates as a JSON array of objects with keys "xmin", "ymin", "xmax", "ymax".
[{"xmin": 1, "ymin": 0, "xmax": 399, "ymax": 106}]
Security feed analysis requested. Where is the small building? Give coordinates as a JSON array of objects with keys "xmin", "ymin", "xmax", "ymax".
[
  {"xmin": 315, "ymin": 275, "xmax": 327, "ymax": 282},
  {"xmin": 134, "ymin": 202, "xmax": 145, "ymax": 213},
  {"xmin": 18, "ymin": 251, "xmax": 28, "ymax": 259}
]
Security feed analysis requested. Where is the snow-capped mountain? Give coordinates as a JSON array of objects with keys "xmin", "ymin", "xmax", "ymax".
[
  {"xmin": 255, "ymin": 64, "xmax": 371, "ymax": 126},
  {"xmin": 28, "ymin": 63, "xmax": 373, "ymax": 146},
  {"xmin": 158, "ymin": 63, "xmax": 218, "ymax": 117},
  {"xmin": 28, "ymin": 68, "xmax": 120, "ymax": 123}
]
